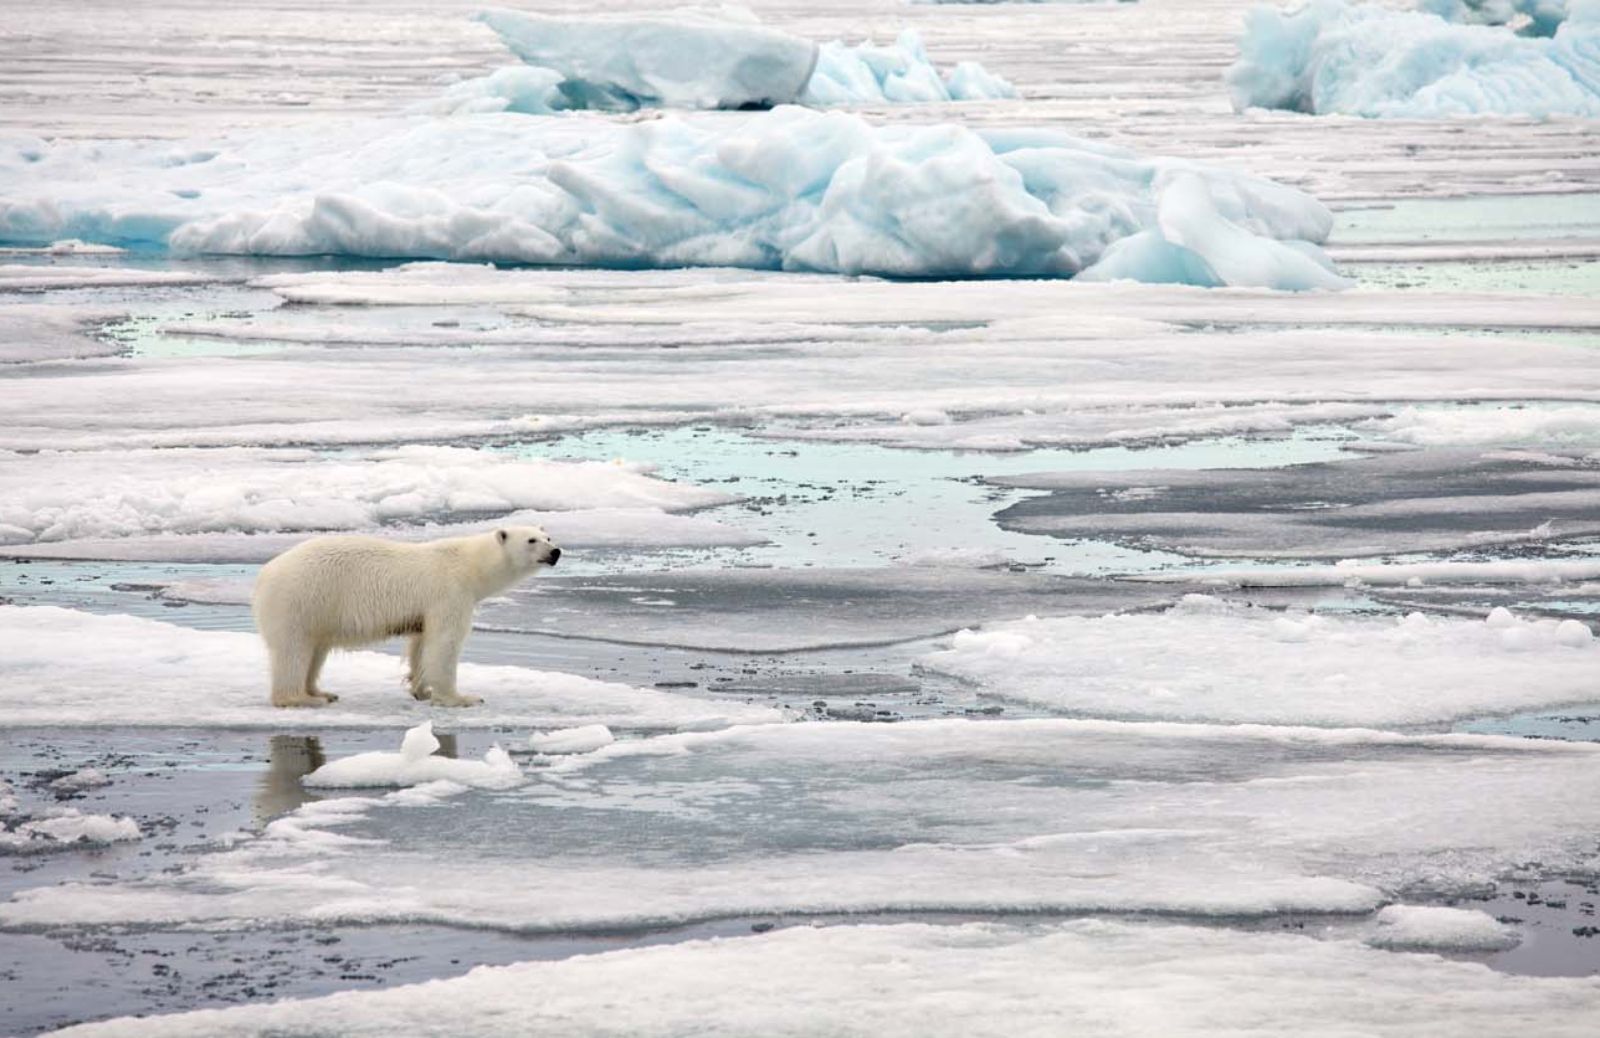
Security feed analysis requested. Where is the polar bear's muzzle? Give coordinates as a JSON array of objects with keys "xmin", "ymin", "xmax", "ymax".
[{"xmin": 544, "ymin": 546, "xmax": 562, "ymax": 566}]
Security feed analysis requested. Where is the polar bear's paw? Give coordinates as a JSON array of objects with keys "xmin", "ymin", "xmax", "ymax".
[{"xmin": 309, "ymin": 690, "xmax": 340, "ymax": 704}]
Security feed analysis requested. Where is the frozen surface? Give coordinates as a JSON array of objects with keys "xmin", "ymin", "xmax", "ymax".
[
  {"xmin": 1367, "ymin": 904, "xmax": 1523, "ymax": 951},
  {"xmin": 474, "ymin": 8, "xmax": 818, "ymax": 111},
  {"xmin": 305, "ymin": 723, "xmax": 524, "ymax": 789},
  {"xmin": 48, "ymin": 920, "xmax": 1600, "ymax": 1038},
  {"xmin": 0, "ymin": 606, "xmax": 785, "ymax": 730},
  {"xmin": 1424, "ymin": 0, "xmax": 1572, "ymax": 37},
  {"xmin": 1140, "ymin": 556, "xmax": 1600, "ymax": 587},
  {"xmin": 0, "ymin": 108, "xmax": 1340, "ymax": 286},
  {"xmin": 8, "ymin": 718, "xmax": 1600, "ymax": 933},
  {"xmin": 471, "ymin": 11, "xmax": 1012, "ymax": 111},
  {"xmin": 993, "ymin": 447, "xmax": 1600, "ymax": 557},
  {"xmin": 529, "ymin": 724, "xmax": 615, "ymax": 755},
  {"xmin": 1230, "ymin": 0, "xmax": 1600, "ymax": 117},
  {"xmin": 0, "ymin": 305, "xmax": 125, "ymax": 363},
  {"xmin": 919, "ymin": 596, "xmax": 1599, "ymax": 727},
  {"xmin": 0, "ymin": 445, "xmax": 731, "ymax": 548},
  {"xmin": 481, "ymin": 568, "xmax": 1188, "ymax": 651},
  {"xmin": 0, "ymin": 808, "xmax": 141, "ymax": 856},
  {"xmin": 1366, "ymin": 403, "xmax": 1600, "ymax": 449}
]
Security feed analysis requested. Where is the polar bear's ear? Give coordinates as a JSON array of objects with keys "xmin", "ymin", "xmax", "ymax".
[{"xmin": 497, "ymin": 529, "xmax": 508, "ymax": 544}]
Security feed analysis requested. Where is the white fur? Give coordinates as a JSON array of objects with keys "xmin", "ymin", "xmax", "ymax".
[{"xmin": 252, "ymin": 525, "xmax": 559, "ymax": 708}]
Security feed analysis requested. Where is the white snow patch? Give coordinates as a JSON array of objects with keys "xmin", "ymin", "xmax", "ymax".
[
  {"xmin": 47, "ymin": 768, "xmax": 112, "ymax": 793},
  {"xmin": 529, "ymin": 724, "xmax": 615, "ymax": 755},
  {"xmin": 304, "ymin": 722, "xmax": 524, "ymax": 789},
  {"xmin": 0, "ymin": 807, "xmax": 141, "ymax": 855},
  {"xmin": 44, "ymin": 920, "xmax": 1600, "ymax": 1037},
  {"xmin": 920, "ymin": 597, "xmax": 1600, "ymax": 727},
  {"xmin": 0, "ymin": 606, "xmax": 788, "ymax": 730},
  {"xmin": 1367, "ymin": 904, "xmax": 1522, "ymax": 951}
]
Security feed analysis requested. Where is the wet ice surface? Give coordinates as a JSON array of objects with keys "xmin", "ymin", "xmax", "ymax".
[{"xmin": 6, "ymin": 0, "xmax": 1600, "ymax": 1034}]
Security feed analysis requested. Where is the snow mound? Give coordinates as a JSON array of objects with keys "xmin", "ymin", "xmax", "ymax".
[
  {"xmin": 38, "ymin": 922, "xmax": 1600, "ymax": 1037},
  {"xmin": 1229, "ymin": 0, "xmax": 1600, "ymax": 117},
  {"xmin": 1367, "ymin": 904, "xmax": 1523, "ymax": 951},
  {"xmin": 529, "ymin": 724, "xmax": 616, "ymax": 755},
  {"xmin": 0, "ymin": 606, "xmax": 788, "ymax": 731},
  {"xmin": 919, "ymin": 598, "xmax": 1600, "ymax": 727},
  {"xmin": 304, "ymin": 722, "xmax": 524, "ymax": 789},
  {"xmin": 1366, "ymin": 404, "xmax": 1600, "ymax": 449},
  {"xmin": 0, "ymin": 445, "xmax": 730, "ymax": 546},
  {"xmin": 0, "ymin": 109, "xmax": 1343, "ymax": 288},
  {"xmin": 0, "ymin": 807, "xmax": 141, "ymax": 855}
]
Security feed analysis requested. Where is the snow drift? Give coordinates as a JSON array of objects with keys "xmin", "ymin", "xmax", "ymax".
[
  {"xmin": 1230, "ymin": 0, "xmax": 1600, "ymax": 117},
  {"xmin": 0, "ymin": 108, "xmax": 1344, "ymax": 288}
]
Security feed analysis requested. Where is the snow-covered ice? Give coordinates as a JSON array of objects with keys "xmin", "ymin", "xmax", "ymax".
[
  {"xmin": 1230, "ymin": 0, "xmax": 1600, "ymax": 117},
  {"xmin": 1366, "ymin": 904, "xmax": 1523, "ymax": 951},
  {"xmin": 304, "ymin": 723, "xmax": 524, "ymax": 789},
  {"xmin": 919, "ymin": 596, "xmax": 1599, "ymax": 727},
  {"xmin": 44, "ymin": 920, "xmax": 1600, "ymax": 1038},
  {"xmin": 0, "ymin": 606, "xmax": 787, "ymax": 730},
  {"xmin": 0, "ymin": 445, "xmax": 730, "ymax": 548},
  {"xmin": 529, "ymin": 724, "xmax": 616, "ymax": 755},
  {"xmin": 0, "ymin": 807, "xmax": 141, "ymax": 856}
]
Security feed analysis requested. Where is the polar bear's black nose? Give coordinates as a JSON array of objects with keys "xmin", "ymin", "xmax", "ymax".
[{"xmin": 547, "ymin": 547, "xmax": 561, "ymax": 565}]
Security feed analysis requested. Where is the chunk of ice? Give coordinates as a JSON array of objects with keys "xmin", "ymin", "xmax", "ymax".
[
  {"xmin": 1366, "ymin": 904, "xmax": 1523, "ymax": 951},
  {"xmin": 1230, "ymin": 0, "xmax": 1600, "ymax": 117},
  {"xmin": 305, "ymin": 725, "xmax": 523, "ymax": 790},
  {"xmin": 529, "ymin": 725, "xmax": 616, "ymax": 755}
]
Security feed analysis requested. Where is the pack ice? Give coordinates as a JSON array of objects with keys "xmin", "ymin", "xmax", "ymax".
[
  {"xmin": 1230, "ymin": 0, "xmax": 1600, "ymax": 117},
  {"xmin": 457, "ymin": 10, "xmax": 1016, "ymax": 113},
  {"xmin": 0, "ymin": 108, "xmax": 1343, "ymax": 287}
]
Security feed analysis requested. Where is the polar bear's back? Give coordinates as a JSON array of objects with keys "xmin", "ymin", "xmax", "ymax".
[{"xmin": 253, "ymin": 534, "xmax": 474, "ymax": 647}]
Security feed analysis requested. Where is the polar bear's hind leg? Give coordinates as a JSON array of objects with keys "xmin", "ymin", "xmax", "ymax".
[{"xmin": 268, "ymin": 638, "xmax": 326, "ymax": 709}]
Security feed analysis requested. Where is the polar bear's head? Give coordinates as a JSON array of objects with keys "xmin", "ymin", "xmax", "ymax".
[{"xmin": 496, "ymin": 525, "xmax": 561, "ymax": 572}]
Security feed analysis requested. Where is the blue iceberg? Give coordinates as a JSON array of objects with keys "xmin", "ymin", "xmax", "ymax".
[
  {"xmin": 1230, "ymin": 0, "xmax": 1600, "ymax": 117},
  {"xmin": 0, "ymin": 106, "xmax": 1344, "ymax": 289},
  {"xmin": 469, "ymin": 10, "xmax": 1014, "ymax": 112}
]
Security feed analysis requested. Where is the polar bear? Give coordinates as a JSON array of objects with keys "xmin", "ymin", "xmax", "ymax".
[{"xmin": 252, "ymin": 526, "xmax": 560, "ymax": 708}]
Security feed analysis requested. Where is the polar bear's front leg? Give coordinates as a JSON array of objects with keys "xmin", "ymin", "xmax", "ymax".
[{"xmin": 415, "ymin": 608, "xmax": 481, "ymax": 707}]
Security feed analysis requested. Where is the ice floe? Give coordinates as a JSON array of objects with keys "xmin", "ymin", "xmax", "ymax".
[
  {"xmin": 304, "ymin": 722, "xmax": 524, "ymax": 789},
  {"xmin": 1365, "ymin": 404, "xmax": 1600, "ymax": 449},
  {"xmin": 1366, "ymin": 904, "xmax": 1523, "ymax": 951},
  {"xmin": 1230, "ymin": 0, "xmax": 1600, "ymax": 117},
  {"xmin": 0, "ymin": 606, "xmax": 786, "ymax": 730},
  {"xmin": 0, "ymin": 105, "xmax": 1341, "ymax": 287},
  {"xmin": 0, "ymin": 807, "xmax": 141, "ymax": 855},
  {"xmin": 0, "ymin": 445, "xmax": 731, "ymax": 548},
  {"xmin": 529, "ymin": 724, "xmax": 616, "ymax": 755},
  {"xmin": 8, "ymin": 719, "xmax": 1600, "ymax": 934},
  {"xmin": 44, "ymin": 920, "xmax": 1600, "ymax": 1037},
  {"xmin": 918, "ymin": 596, "xmax": 1600, "ymax": 727}
]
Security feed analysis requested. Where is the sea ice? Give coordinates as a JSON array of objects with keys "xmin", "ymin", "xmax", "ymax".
[
  {"xmin": 1230, "ymin": 0, "xmax": 1600, "ymax": 117},
  {"xmin": 0, "ymin": 605, "xmax": 787, "ymax": 730},
  {"xmin": 992, "ymin": 446, "xmax": 1600, "ymax": 558},
  {"xmin": 9, "ymin": 719, "xmax": 1600, "ymax": 936},
  {"xmin": 44, "ymin": 920, "xmax": 1600, "ymax": 1037},
  {"xmin": 529, "ymin": 724, "xmax": 616, "ymax": 755},
  {"xmin": 1423, "ymin": 0, "xmax": 1571, "ymax": 36},
  {"xmin": 0, "ymin": 807, "xmax": 141, "ymax": 855},
  {"xmin": 918, "ymin": 596, "xmax": 1600, "ymax": 727},
  {"xmin": 46, "ymin": 768, "xmax": 112, "ymax": 793},
  {"xmin": 0, "ymin": 445, "xmax": 731, "ymax": 547},
  {"xmin": 475, "ymin": 8, "xmax": 819, "ymax": 111},
  {"xmin": 0, "ymin": 105, "xmax": 1341, "ymax": 286},
  {"xmin": 1366, "ymin": 904, "xmax": 1523, "ymax": 951},
  {"xmin": 304, "ymin": 722, "xmax": 524, "ymax": 789},
  {"xmin": 802, "ymin": 31, "xmax": 1017, "ymax": 104}
]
